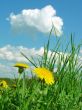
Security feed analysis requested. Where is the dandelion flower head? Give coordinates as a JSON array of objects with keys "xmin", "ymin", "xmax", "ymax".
[
  {"xmin": 13, "ymin": 63, "xmax": 29, "ymax": 73},
  {"xmin": 0, "ymin": 80, "xmax": 8, "ymax": 88},
  {"xmin": 33, "ymin": 67, "xmax": 55, "ymax": 85}
]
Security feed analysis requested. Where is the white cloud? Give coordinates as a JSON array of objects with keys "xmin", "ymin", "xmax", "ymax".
[
  {"xmin": 0, "ymin": 45, "xmax": 44, "ymax": 78},
  {"xmin": 0, "ymin": 45, "xmax": 82, "ymax": 65},
  {"xmin": 8, "ymin": 5, "xmax": 63, "ymax": 36},
  {"xmin": 0, "ymin": 45, "xmax": 82, "ymax": 78},
  {"xmin": 0, "ymin": 45, "xmax": 67, "ymax": 64},
  {"xmin": 0, "ymin": 45, "xmax": 44, "ymax": 62},
  {"xmin": 0, "ymin": 63, "xmax": 18, "ymax": 78},
  {"xmin": 0, "ymin": 45, "xmax": 63, "ymax": 78}
]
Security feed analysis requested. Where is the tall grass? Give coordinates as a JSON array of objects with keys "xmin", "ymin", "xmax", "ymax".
[{"xmin": 0, "ymin": 34, "xmax": 82, "ymax": 110}]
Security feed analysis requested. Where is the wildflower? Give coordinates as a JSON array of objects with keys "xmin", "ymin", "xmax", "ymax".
[
  {"xmin": 13, "ymin": 63, "xmax": 29, "ymax": 74},
  {"xmin": 0, "ymin": 80, "xmax": 8, "ymax": 88},
  {"xmin": 33, "ymin": 67, "xmax": 55, "ymax": 85}
]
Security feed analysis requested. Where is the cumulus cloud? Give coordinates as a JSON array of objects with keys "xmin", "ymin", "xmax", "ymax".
[
  {"xmin": 0, "ymin": 45, "xmax": 68, "ymax": 65},
  {"xmin": 0, "ymin": 45, "xmax": 44, "ymax": 78},
  {"xmin": 0, "ymin": 44, "xmax": 69, "ymax": 77},
  {"xmin": 8, "ymin": 5, "xmax": 63, "ymax": 36},
  {"xmin": 0, "ymin": 63, "xmax": 18, "ymax": 78},
  {"xmin": 0, "ymin": 45, "xmax": 64, "ymax": 78},
  {"xmin": 0, "ymin": 45, "xmax": 44, "ymax": 62},
  {"xmin": 0, "ymin": 45, "xmax": 82, "ymax": 78},
  {"xmin": 0, "ymin": 45, "xmax": 82, "ymax": 66}
]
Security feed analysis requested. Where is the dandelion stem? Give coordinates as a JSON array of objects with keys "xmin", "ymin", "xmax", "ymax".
[{"xmin": 22, "ymin": 70, "xmax": 25, "ymax": 99}]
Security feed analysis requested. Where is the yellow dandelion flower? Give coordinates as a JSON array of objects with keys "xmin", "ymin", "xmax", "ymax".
[
  {"xmin": 0, "ymin": 80, "xmax": 8, "ymax": 88},
  {"xmin": 33, "ymin": 67, "xmax": 55, "ymax": 85},
  {"xmin": 13, "ymin": 63, "xmax": 29, "ymax": 74},
  {"xmin": 14, "ymin": 63, "xmax": 29, "ymax": 68}
]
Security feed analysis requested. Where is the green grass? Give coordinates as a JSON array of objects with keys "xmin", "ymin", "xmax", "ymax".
[{"xmin": 0, "ymin": 34, "xmax": 82, "ymax": 110}]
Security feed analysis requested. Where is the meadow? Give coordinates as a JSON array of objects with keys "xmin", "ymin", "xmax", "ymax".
[{"xmin": 0, "ymin": 33, "xmax": 82, "ymax": 110}]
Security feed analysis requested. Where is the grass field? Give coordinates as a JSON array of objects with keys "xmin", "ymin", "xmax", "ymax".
[{"xmin": 0, "ymin": 35, "xmax": 82, "ymax": 110}]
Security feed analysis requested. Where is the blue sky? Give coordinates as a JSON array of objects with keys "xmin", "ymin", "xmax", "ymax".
[
  {"xmin": 0, "ymin": 0, "xmax": 82, "ymax": 47},
  {"xmin": 0, "ymin": 0, "xmax": 82, "ymax": 77}
]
